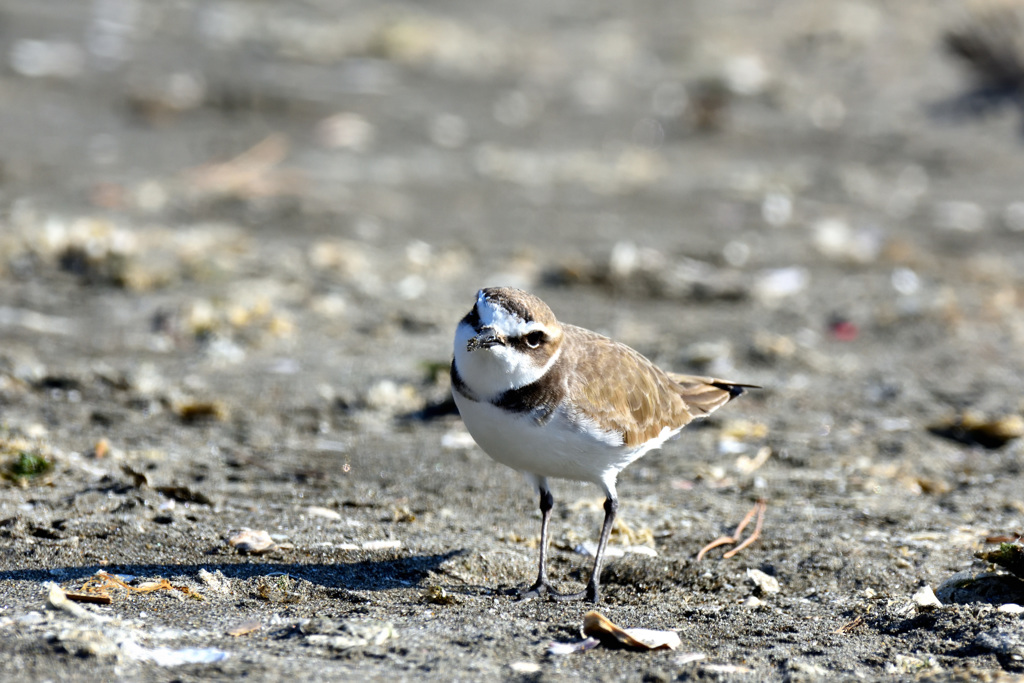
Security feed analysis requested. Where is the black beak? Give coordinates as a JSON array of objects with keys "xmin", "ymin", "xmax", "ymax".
[{"xmin": 466, "ymin": 326, "xmax": 505, "ymax": 352}]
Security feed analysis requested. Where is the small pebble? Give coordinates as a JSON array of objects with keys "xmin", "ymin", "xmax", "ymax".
[
  {"xmin": 891, "ymin": 267, "xmax": 920, "ymax": 296},
  {"xmin": 761, "ymin": 192, "xmax": 793, "ymax": 227},
  {"xmin": 575, "ymin": 542, "xmax": 624, "ymax": 559},
  {"xmin": 18, "ymin": 611, "xmax": 46, "ymax": 626},
  {"xmin": 913, "ymin": 585, "xmax": 942, "ymax": 610},
  {"xmin": 1004, "ymin": 202, "xmax": 1024, "ymax": 232},
  {"xmin": 746, "ymin": 568, "xmax": 780, "ymax": 594},
  {"xmin": 362, "ymin": 540, "xmax": 402, "ymax": 551},
  {"xmin": 317, "ymin": 112, "xmax": 375, "ymax": 151},
  {"xmin": 934, "ymin": 201, "xmax": 984, "ymax": 232},
  {"xmin": 306, "ymin": 506, "xmax": 342, "ymax": 520},
  {"xmin": 197, "ymin": 569, "xmax": 228, "ymax": 593},
  {"xmin": 754, "ymin": 267, "xmax": 808, "ymax": 303},
  {"xmin": 441, "ymin": 429, "xmax": 477, "ymax": 450}
]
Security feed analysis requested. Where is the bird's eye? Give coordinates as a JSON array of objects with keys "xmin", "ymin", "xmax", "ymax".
[{"xmin": 524, "ymin": 331, "xmax": 545, "ymax": 349}]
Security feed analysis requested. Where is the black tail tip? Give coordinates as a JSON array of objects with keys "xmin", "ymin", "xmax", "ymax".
[{"xmin": 713, "ymin": 382, "xmax": 760, "ymax": 400}]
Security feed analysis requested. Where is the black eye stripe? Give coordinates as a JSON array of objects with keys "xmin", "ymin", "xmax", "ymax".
[{"xmin": 509, "ymin": 331, "xmax": 546, "ymax": 351}]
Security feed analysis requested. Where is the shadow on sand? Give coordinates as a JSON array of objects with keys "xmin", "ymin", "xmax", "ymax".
[{"xmin": 0, "ymin": 550, "xmax": 469, "ymax": 593}]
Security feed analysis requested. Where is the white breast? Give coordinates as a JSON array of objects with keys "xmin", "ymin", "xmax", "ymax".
[{"xmin": 452, "ymin": 389, "xmax": 675, "ymax": 493}]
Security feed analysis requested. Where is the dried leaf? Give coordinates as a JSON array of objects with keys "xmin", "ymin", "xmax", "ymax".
[
  {"xmin": 928, "ymin": 412, "xmax": 1024, "ymax": 449},
  {"xmin": 736, "ymin": 446, "xmax": 772, "ymax": 475},
  {"xmin": 175, "ymin": 401, "xmax": 228, "ymax": 423},
  {"xmin": 182, "ymin": 134, "xmax": 304, "ymax": 199},
  {"xmin": 422, "ymin": 586, "xmax": 460, "ymax": 606},
  {"xmin": 92, "ymin": 438, "xmax": 110, "ymax": 459},
  {"xmin": 154, "ymin": 485, "xmax": 212, "ymax": 506},
  {"xmin": 120, "ymin": 464, "xmax": 149, "ymax": 487},
  {"xmin": 582, "ymin": 611, "xmax": 681, "ymax": 651},
  {"xmin": 64, "ymin": 592, "xmax": 113, "ymax": 605},
  {"xmin": 73, "ymin": 572, "xmax": 204, "ymax": 602}
]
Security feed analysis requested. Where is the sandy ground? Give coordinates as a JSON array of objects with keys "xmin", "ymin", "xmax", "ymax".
[{"xmin": 1, "ymin": 0, "xmax": 1024, "ymax": 680}]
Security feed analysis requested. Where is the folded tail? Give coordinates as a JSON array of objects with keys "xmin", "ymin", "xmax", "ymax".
[{"xmin": 668, "ymin": 374, "xmax": 760, "ymax": 417}]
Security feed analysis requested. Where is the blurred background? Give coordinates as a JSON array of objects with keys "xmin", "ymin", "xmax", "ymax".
[
  {"xmin": 2, "ymin": 0, "xmax": 1023, "ymax": 413},
  {"xmin": 2, "ymin": 0, "xmax": 1022, "ymax": 246},
  {"xmin": 3, "ymin": 0, "xmax": 1024, "ymax": 492},
  {"xmin": 1, "ymin": 1, "xmax": 1024, "ymax": 676}
]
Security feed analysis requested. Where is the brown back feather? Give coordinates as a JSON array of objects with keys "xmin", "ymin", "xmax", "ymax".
[{"xmin": 563, "ymin": 325, "xmax": 750, "ymax": 448}]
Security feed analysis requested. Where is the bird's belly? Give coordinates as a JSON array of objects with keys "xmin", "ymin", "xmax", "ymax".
[{"xmin": 453, "ymin": 393, "xmax": 640, "ymax": 485}]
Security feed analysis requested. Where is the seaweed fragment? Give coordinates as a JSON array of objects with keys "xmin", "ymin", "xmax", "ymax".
[
  {"xmin": 976, "ymin": 542, "xmax": 1024, "ymax": 581},
  {"xmin": 3, "ymin": 451, "xmax": 53, "ymax": 485}
]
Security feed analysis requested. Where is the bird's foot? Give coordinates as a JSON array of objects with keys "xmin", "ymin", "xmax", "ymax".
[{"xmin": 518, "ymin": 580, "xmax": 598, "ymax": 603}]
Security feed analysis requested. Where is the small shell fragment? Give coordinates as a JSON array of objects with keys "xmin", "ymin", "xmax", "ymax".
[
  {"xmin": 197, "ymin": 569, "xmax": 228, "ymax": 592},
  {"xmin": 582, "ymin": 611, "xmax": 681, "ymax": 651},
  {"xmin": 361, "ymin": 540, "xmax": 402, "ymax": 551},
  {"xmin": 575, "ymin": 542, "xmax": 658, "ymax": 558},
  {"xmin": 306, "ymin": 506, "xmax": 342, "ymax": 520},
  {"xmin": 227, "ymin": 620, "xmax": 262, "ymax": 637},
  {"xmin": 912, "ymin": 585, "xmax": 942, "ymax": 610},
  {"xmin": 575, "ymin": 542, "xmax": 624, "ymax": 559},
  {"xmin": 228, "ymin": 529, "xmax": 277, "ymax": 554},
  {"xmin": 746, "ymin": 568, "xmax": 781, "ymax": 594},
  {"xmin": 547, "ymin": 637, "xmax": 600, "ymax": 656},
  {"xmin": 45, "ymin": 583, "xmax": 99, "ymax": 621}
]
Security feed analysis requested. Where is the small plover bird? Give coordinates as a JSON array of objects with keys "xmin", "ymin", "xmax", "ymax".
[{"xmin": 451, "ymin": 287, "xmax": 756, "ymax": 603}]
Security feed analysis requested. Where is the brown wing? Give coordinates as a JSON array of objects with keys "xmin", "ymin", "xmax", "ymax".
[{"xmin": 564, "ymin": 325, "xmax": 752, "ymax": 448}]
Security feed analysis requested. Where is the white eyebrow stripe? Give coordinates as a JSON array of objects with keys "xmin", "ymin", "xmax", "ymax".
[{"xmin": 521, "ymin": 321, "xmax": 548, "ymax": 334}]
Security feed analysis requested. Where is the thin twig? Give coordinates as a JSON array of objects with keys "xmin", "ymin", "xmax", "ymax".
[
  {"xmin": 696, "ymin": 499, "xmax": 767, "ymax": 561},
  {"xmin": 723, "ymin": 501, "xmax": 766, "ymax": 559},
  {"xmin": 834, "ymin": 615, "xmax": 864, "ymax": 634}
]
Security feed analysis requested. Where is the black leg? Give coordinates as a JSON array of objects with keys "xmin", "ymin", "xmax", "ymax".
[
  {"xmin": 530, "ymin": 488, "xmax": 554, "ymax": 591},
  {"xmin": 520, "ymin": 488, "xmax": 555, "ymax": 599},
  {"xmin": 520, "ymin": 489, "xmax": 619, "ymax": 603},
  {"xmin": 520, "ymin": 488, "xmax": 588, "ymax": 601},
  {"xmin": 547, "ymin": 494, "xmax": 617, "ymax": 603},
  {"xmin": 582, "ymin": 495, "xmax": 618, "ymax": 603}
]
